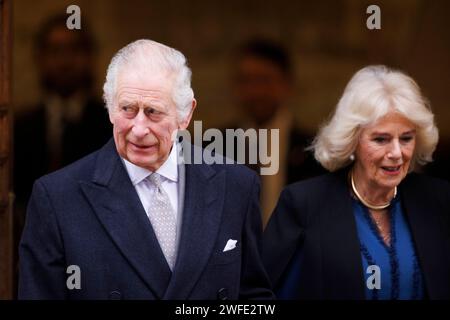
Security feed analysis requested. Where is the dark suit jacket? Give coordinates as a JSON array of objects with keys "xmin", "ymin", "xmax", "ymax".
[
  {"xmin": 262, "ymin": 168, "xmax": 450, "ymax": 299},
  {"xmin": 14, "ymin": 99, "xmax": 112, "ymax": 207},
  {"xmin": 424, "ymin": 139, "xmax": 450, "ymax": 182},
  {"xmin": 284, "ymin": 128, "xmax": 326, "ymax": 184},
  {"xmin": 18, "ymin": 139, "xmax": 274, "ymax": 300}
]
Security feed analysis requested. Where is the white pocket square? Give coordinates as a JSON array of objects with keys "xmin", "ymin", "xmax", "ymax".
[{"xmin": 223, "ymin": 239, "xmax": 237, "ymax": 252}]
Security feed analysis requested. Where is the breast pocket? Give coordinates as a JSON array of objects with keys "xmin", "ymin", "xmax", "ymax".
[{"xmin": 210, "ymin": 245, "xmax": 241, "ymax": 265}]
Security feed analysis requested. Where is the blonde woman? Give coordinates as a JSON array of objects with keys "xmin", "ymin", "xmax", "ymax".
[{"xmin": 263, "ymin": 65, "xmax": 450, "ymax": 300}]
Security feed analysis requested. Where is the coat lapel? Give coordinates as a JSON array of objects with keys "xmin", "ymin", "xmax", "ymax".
[
  {"xmin": 164, "ymin": 161, "xmax": 226, "ymax": 299},
  {"xmin": 319, "ymin": 170, "xmax": 366, "ymax": 299},
  {"xmin": 400, "ymin": 174, "xmax": 450, "ymax": 299},
  {"xmin": 79, "ymin": 139, "xmax": 172, "ymax": 299}
]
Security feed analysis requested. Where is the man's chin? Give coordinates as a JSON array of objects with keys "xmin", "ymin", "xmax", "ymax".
[{"xmin": 128, "ymin": 155, "xmax": 156, "ymax": 167}]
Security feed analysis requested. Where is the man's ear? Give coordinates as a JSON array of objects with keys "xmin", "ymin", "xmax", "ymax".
[
  {"xmin": 179, "ymin": 99, "xmax": 197, "ymax": 130},
  {"xmin": 109, "ymin": 110, "xmax": 114, "ymax": 124}
]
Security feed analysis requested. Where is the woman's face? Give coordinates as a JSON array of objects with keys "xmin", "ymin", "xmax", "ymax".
[{"xmin": 354, "ymin": 112, "xmax": 416, "ymax": 192}]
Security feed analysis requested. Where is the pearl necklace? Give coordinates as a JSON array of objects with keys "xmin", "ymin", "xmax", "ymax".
[{"xmin": 351, "ymin": 171, "xmax": 397, "ymax": 210}]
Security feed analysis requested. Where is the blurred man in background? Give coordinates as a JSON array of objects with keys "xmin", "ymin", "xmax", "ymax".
[
  {"xmin": 14, "ymin": 14, "xmax": 111, "ymax": 213},
  {"xmin": 230, "ymin": 38, "xmax": 324, "ymax": 226},
  {"xmin": 13, "ymin": 16, "xmax": 111, "ymax": 296}
]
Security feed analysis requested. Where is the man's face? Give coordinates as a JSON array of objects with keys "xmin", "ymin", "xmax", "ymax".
[
  {"xmin": 109, "ymin": 70, "xmax": 194, "ymax": 171},
  {"xmin": 234, "ymin": 55, "xmax": 291, "ymax": 125},
  {"xmin": 38, "ymin": 26, "xmax": 93, "ymax": 97}
]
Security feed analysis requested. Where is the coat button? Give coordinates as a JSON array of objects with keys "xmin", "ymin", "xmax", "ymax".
[
  {"xmin": 109, "ymin": 291, "xmax": 122, "ymax": 300},
  {"xmin": 217, "ymin": 288, "xmax": 228, "ymax": 300}
]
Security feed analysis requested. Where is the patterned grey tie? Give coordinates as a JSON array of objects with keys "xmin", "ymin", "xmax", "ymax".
[{"xmin": 147, "ymin": 173, "xmax": 177, "ymax": 270}]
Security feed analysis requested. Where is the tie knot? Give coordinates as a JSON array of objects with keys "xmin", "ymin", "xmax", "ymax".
[{"xmin": 148, "ymin": 173, "xmax": 163, "ymax": 188}]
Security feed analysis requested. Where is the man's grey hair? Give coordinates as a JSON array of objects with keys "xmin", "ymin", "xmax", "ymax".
[{"xmin": 103, "ymin": 39, "xmax": 194, "ymax": 120}]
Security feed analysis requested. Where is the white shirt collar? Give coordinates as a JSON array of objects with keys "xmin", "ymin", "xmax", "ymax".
[{"xmin": 122, "ymin": 142, "xmax": 179, "ymax": 186}]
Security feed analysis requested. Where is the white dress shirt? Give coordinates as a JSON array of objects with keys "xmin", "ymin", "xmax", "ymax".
[{"xmin": 122, "ymin": 142, "xmax": 179, "ymax": 222}]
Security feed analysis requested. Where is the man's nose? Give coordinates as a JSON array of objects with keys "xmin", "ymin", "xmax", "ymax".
[{"xmin": 131, "ymin": 110, "xmax": 150, "ymax": 138}]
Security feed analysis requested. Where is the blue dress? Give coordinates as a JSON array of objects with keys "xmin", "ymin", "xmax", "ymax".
[{"xmin": 352, "ymin": 195, "xmax": 425, "ymax": 300}]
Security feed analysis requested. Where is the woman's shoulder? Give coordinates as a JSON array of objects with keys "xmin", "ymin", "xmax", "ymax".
[
  {"xmin": 275, "ymin": 170, "xmax": 348, "ymax": 215},
  {"xmin": 284, "ymin": 169, "xmax": 347, "ymax": 195}
]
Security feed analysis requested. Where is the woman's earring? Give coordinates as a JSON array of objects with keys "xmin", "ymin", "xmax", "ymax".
[{"xmin": 350, "ymin": 154, "xmax": 355, "ymax": 161}]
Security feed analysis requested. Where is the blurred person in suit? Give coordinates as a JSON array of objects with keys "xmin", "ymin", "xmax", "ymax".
[
  {"xmin": 13, "ymin": 15, "xmax": 111, "ymax": 297},
  {"xmin": 229, "ymin": 38, "xmax": 324, "ymax": 226},
  {"xmin": 14, "ymin": 14, "xmax": 111, "ymax": 213}
]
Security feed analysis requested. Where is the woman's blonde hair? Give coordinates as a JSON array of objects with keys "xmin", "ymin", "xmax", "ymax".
[{"xmin": 312, "ymin": 65, "xmax": 439, "ymax": 172}]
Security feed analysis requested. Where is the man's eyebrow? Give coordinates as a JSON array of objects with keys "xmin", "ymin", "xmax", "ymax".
[
  {"xmin": 118, "ymin": 100, "xmax": 137, "ymax": 106},
  {"xmin": 140, "ymin": 100, "xmax": 169, "ymax": 108}
]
